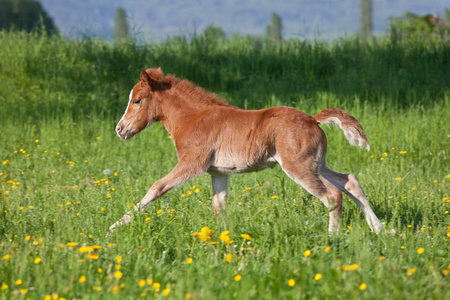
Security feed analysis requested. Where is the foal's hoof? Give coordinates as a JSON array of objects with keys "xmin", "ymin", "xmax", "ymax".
[
  {"xmin": 372, "ymin": 223, "xmax": 383, "ymax": 235},
  {"xmin": 105, "ymin": 228, "xmax": 114, "ymax": 238}
]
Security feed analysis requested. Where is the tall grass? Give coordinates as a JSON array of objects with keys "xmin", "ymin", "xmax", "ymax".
[{"xmin": 0, "ymin": 31, "xmax": 449, "ymax": 299}]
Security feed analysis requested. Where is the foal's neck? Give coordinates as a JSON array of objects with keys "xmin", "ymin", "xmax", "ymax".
[{"xmin": 156, "ymin": 90, "xmax": 210, "ymax": 135}]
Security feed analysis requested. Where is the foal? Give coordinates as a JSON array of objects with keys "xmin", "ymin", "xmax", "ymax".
[{"xmin": 107, "ymin": 68, "xmax": 383, "ymax": 236}]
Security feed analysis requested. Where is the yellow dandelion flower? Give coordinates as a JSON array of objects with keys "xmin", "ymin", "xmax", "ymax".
[
  {"xmin": 0, "ymin": 284, "xmax": 8, "ymax": 290},
  {"xmin": 240, "ymin": 234, "xmax": 252, "ymax": 240},
  {"xmin": 442, "ymin": 269, "xmax": 448, "ymax": 276},
  {"xmin": 115, "ymin": 265, "xmax": 121, "ymax": 270},
  {"xmin": 86, "ymin": 253, "xmax": 99, "ymax": 260},
  {"xmin": 187, "ymin": 257, "xmax": 193, "ymax": 264},
  {"xmin": 138, "ymin": 280, "xmax": 146, "ymax": 287},
  {"xmin": 79, "ymin": 275, "xmax": 86, "ymax": 283},
  {"xmin": 314, "ymin": 273, "xmax": 322, "ymax": 281},
  {"xmin": 152, "ymin": 282, "xmax": 161, "ymax": 290},
  {"xmin": 341, "ymin": 264, "xmax": 358, "ymax": 271},
  {"xmin": 67, "ymin": 242, "xmax": 77, "ymax": 247},
  {"xmin": 417, "ymin": 248, "xmax": 424, "ymax": 254},
  {"xmin": 116, "ymin": 255, "xmax": 122, "ymax": 262},
  {"xmin": 2, "ymin": 254, "xmax": 10, "ymax": 260},
  {"xmin": 25, "ymin": 236, "xmax": 31, "ymax": 241},
  {"xmin": 162, "ymin": 288, "xmax": 170, "ymax": 296},
  {"xmin": 359, "ymin": 283, "xmax": 367, "ymax": 290},
  {"xmin": 195, "ymin": 188, "xmax": 200, "ymax": 193},
  {"xmin": 234, "ymin": 275, "xmax": 242, "ymax": 281},
  {"xmin": 19, "ymin": 289, "xmax": 28, "ymax": 294},
  {"xmin": 219, "ymin": 230, "xmax": 233, "ymax": 244},
  {"xmin": 395, "ymin": 177, "xmax": 402, "ymax": 181},
  {"xmin": 112, "ymin": 286, "xmax": 121, "ymax": 292},
  {"xmin": 34, "ymin": 257, "xmax": 41, "ymax": 264},
  {"xmin": 15, "ymin": 279, "xmax": 22, "ymax": 286},
  {"xmin": 384, "ymin": 152, "xmax": 388, "ymax": 157},
  {"xmin": 44, "ymin": 295, "xmax": 51, "ymax": 300},
  {"xmin": 303, "ymin": 250, "xmax": 311, "ymax": 257},
  {"xmin": 187, "ymin": 190, "xmax": 192, "ymax": 195},
  {"xmin": 324, "ymin": 247, "xmax": 331, "ymax": 252},
  {"xmin": 78, "ymin": 246, "xmax": 94, "ymax": 253},
  {"xmin": 98, "ymin": 268, "xmax": 103, "ymax": 273},
  {"xmin": 407, "ymin": 268, "xmax": 417, "ymax": 276},
  {"xmin": 96, "ymin": 137, "xmax": 100, "ymax": 140},
  {"xmin": 225, "ymin": 253, "xmax": 232, "ymax": 262},
  {"xmin": 271, "ymin": 195, "xmax": 278, "ymax": 199},
  {"xmin": 147, "ymin": 279, "xmax": 153, "ymax": 285},
  {"xmin": 114, "ymin": 271, "xmax": 123, "ymax": 279},
  {"xmin": 288, "ymin": 279, "xmax": 295, "ymax": 287}
]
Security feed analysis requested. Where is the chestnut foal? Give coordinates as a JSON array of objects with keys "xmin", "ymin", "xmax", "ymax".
[{"xmin": 107, "ymin": 68, "xmax": 383, "ymax": 237}]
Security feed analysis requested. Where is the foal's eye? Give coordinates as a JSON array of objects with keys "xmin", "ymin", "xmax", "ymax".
[{"xmin": 133, "ymin": 99, "xmax": 143, "ymax": 105}]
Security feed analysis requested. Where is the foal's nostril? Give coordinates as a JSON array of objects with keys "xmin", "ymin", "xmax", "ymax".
[{"xmin": 116, "ymin": 125, "xmax": 121, "ymax": 133}]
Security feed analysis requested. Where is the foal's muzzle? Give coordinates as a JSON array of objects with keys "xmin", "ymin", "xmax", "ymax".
[{"xmin": 115, "ymin": 124, "xmax": 134, "ymax": 139}]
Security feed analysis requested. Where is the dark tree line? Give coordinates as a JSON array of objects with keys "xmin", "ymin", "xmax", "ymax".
[{"xmin": 0, "ymin": 0, "xmax": 58, "ymax": 34}]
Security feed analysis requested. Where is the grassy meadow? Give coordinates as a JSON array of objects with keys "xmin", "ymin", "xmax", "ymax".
[{"xmin": 0, "ymin": 31, "xmax": 449, "ymax": 299}]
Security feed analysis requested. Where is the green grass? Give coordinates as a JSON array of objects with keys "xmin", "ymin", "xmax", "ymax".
[{"xmin": 0, "ymin": 31, "xmax": 449, "ymax": 299}]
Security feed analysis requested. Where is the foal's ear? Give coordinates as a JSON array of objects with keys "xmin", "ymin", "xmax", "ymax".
[
  {"xmin": 140, "ymin": 69, "xmax": 151, "ymax": 85},
  {"xmin": 153, "ymin": 67, "xmax": 163, "ymax": 80}
]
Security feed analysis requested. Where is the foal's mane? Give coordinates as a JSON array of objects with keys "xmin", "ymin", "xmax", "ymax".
[{"xmin": 148, "ymin": 69, "xmax": 228, "ymax": 106}]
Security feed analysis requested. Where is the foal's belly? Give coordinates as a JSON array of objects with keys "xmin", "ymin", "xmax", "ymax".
[{"xmin": 207, "ymin": 157, "xmax": 278, "ymax": 175}]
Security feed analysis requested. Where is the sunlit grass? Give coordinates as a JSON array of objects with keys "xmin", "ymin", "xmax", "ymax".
[{"xmin": 0, "ymin": 31, "xmax": 449, "ymax": 299}]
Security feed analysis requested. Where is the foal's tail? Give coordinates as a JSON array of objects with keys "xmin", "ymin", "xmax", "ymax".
[{"xmin": 313, "ymin": 108, "xmax": 370, "ymax": 151}]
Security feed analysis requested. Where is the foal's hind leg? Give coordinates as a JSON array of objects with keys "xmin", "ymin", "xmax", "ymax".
[
  {"xmin": 279, "ymin": 158, "xmax": 344, "ymax": 233},
  {"xmin": 320, "ymin": 165, "xmax": 383, "ymax": 234},
  {"xmin": 320, "ymin": 176, "xmax": 343, "ymax": 232}
]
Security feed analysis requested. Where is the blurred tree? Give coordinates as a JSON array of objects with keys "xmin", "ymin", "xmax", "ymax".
[
  {"xmin": 445, "ymin": 9, "xmax": 450, "ymax": 24},
  {"xmin": 204, "ymin": 25, "xmax": 226, "ymax": 41},
  {"xmin": 114, "ymin": 7, "xmax": 129, "ymax": 42},
  {"xmin": 266, "ymin": 12, "xmax": 282, "ymax": 42},
  {"xmin": 390, "ymin": 12, "xmax": 450, "ymax": 40},
  {"xmin": 0, "ymin": 0, "xmax": 58, "ymax": 34},
  {"xmin": 360, "ymin": 0, "xmax": 373, "ymax": 40}
]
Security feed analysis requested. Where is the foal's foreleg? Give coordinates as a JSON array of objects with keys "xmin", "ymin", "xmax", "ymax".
[
  {"xmin": 106, "ymin": 159, "xmax": 205, "ymax": 237},
  {"xmin": 211, "ymin": 174, "xmax": 229, "ymax": 218}
]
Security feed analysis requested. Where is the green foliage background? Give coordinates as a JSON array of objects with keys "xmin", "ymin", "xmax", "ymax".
[{"xmin": 0, "ymin": 31, "xmax": 449, "ymax": 299}]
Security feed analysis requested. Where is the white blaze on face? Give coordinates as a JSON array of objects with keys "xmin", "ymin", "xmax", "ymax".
[{"xmin": 118, "ymin": 88, "xmax": 134, "ymax": 127}]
